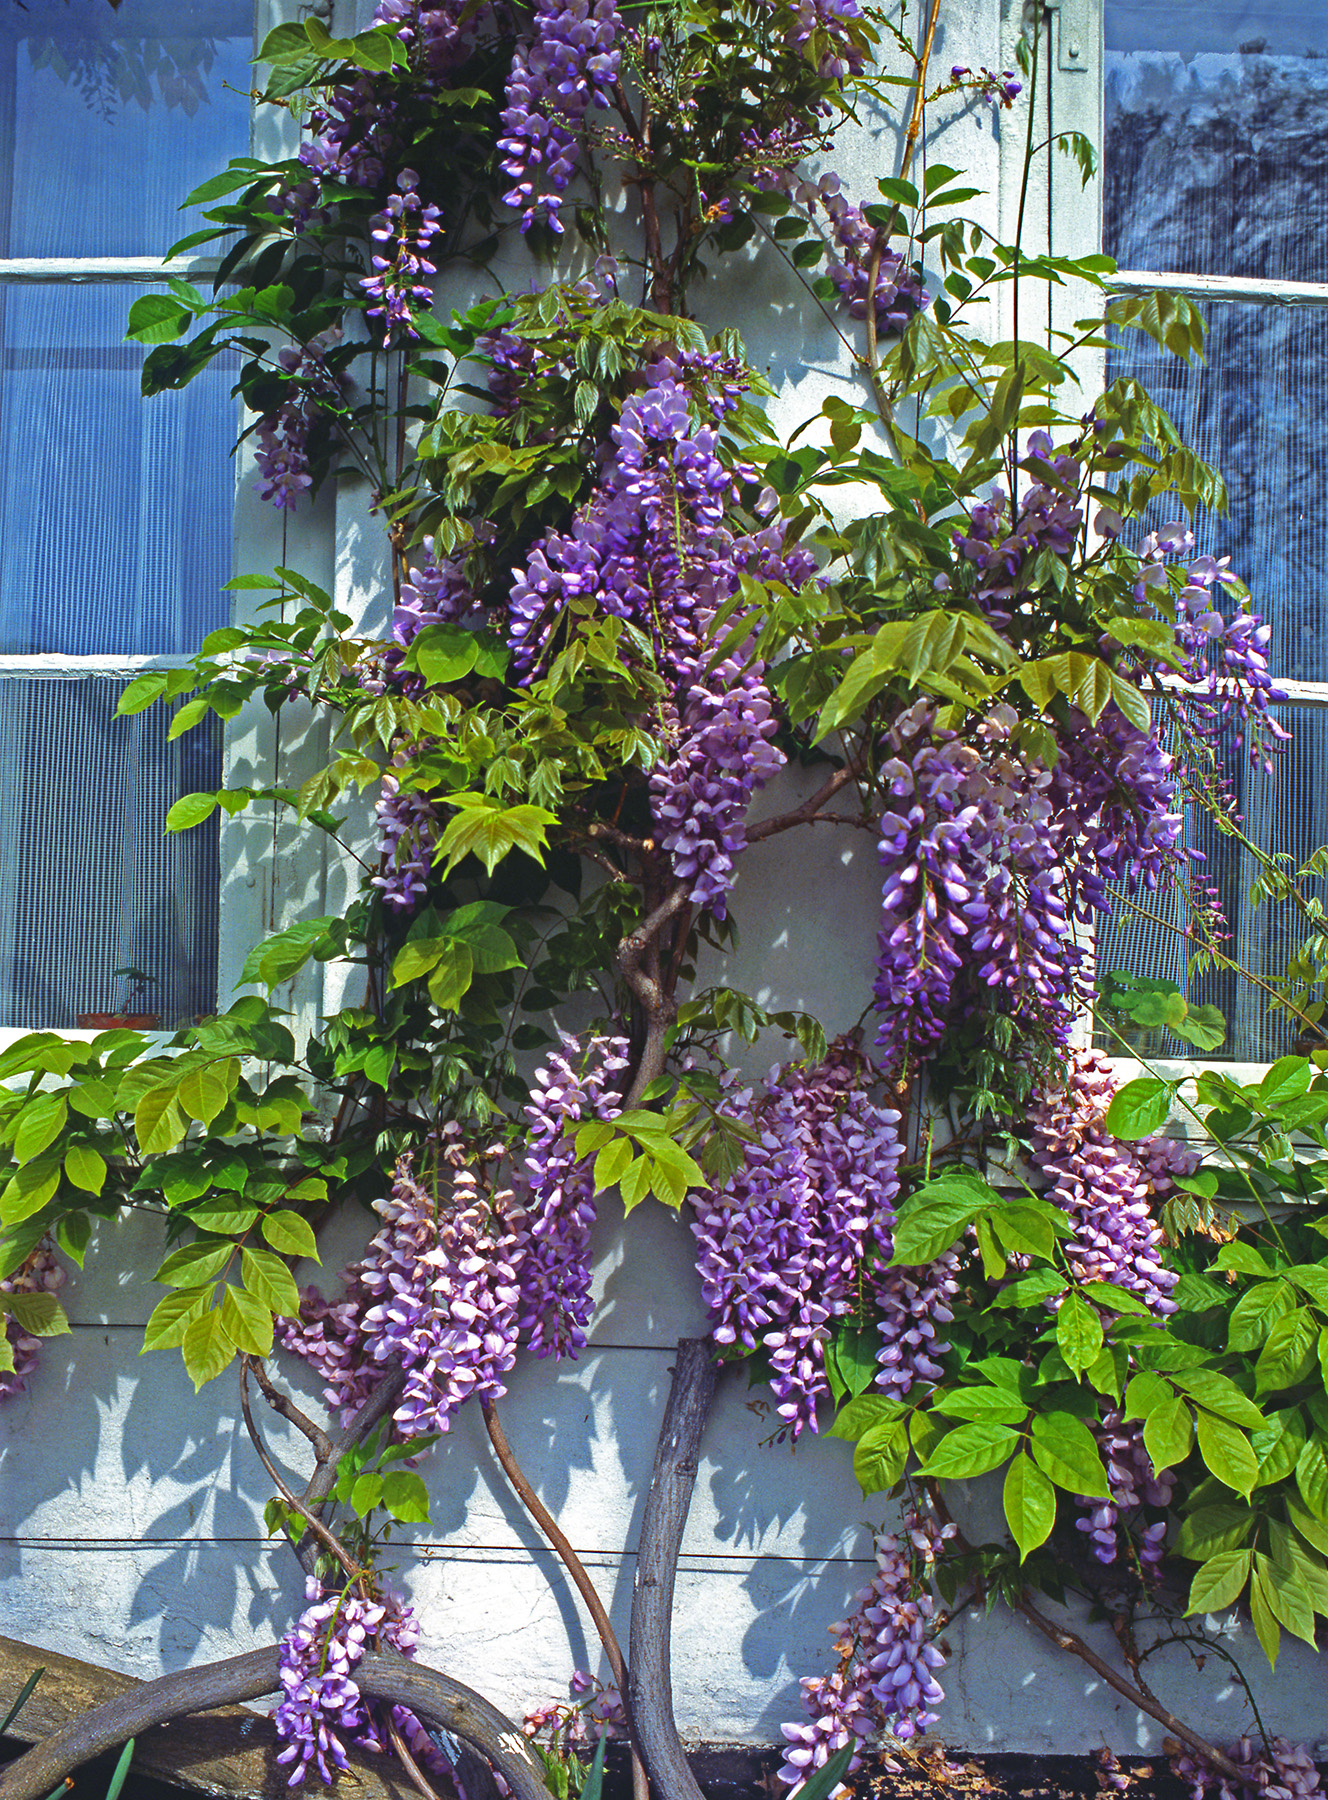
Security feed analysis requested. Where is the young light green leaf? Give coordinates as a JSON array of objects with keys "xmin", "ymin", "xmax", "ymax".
[
  {"xmin": 142, "ymin": 1285, "xmax": 213, "ymax": 1352},
  {"xmin": 382, "ymin": 1469, "xmax": 432, "ymax": 1524},
  {"xmin": 853, "ymin": 1418, "xmax": 910, "ymax": 1495},
  {"xmin": 1103, "ymin": 1078, "xmax": 1173, "ymax": 1139},
  {"xmin": 1029, "ymin": 1411, "xmax": 1110, "ymax": 1497},
  {"xmin": 1003, "ymin": 1451, "xmax": 1057, "ymax": 1560},
  {"xmin": 240, "ymin": 1246, "xmax": 300, "ymax": 1317},
  {"xmin": 181, "ymin": 1305, "xmax": 236, "ymax": 1390},
  {"xmin": 1195, "ymin": 1411, "xmax": 1259, "ymax": 1497},
  {"xmin": 921, "ymin": 1420, "xmax": 1019, "ymax": 1480},
  {"xmin": 1185, "ymin": 1548, "xmax": 1253, "ymax": 1616},
  {"xmin": 221, "ymin": 1284, "xmax": 274, "ymax": 1356},
  {"xmin": 260, "ymin": 1210, "xmax": 320, "ymax": 1260},
  {"xmin": 63, "ymin": 1142, "xmax": 107, "ymax": 1196}
]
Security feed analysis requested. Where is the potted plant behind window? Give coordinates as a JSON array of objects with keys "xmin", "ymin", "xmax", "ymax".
[{"xmin": 75, "ymin": 966, "xmax": 160, "ymax": 1031}]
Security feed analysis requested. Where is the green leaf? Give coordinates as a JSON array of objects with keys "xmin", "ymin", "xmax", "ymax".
[
  {"xmin": 1256, "ymin": 1549, "xmax": 1318, "ymax": 1644},
  {"xmin": 125, "ymin": 294, "xmax": 189, "ymax": 344},
  {"xmin": 13, "ymin": 1094, "xmax": 68, "ymax": 1167},
  {"xmin": 239, "ymin": 917, "xmax": 337, "ymax": 988},
  {"xmin": 593, "ymin": 1136, "xmax": 635, "ymax": 1194},
  {"xmin": 1249, "ymin": 1562, "xmax": 1282, "ymax": 1666},
  {"xmin": 1256, "ymin": 1309, "xmax": 1319, "ymax": 1393},
  {"xmin": 1103, "ymin": 1078, "xmax": 1173, "ymax": 1138},
  {"xmin": 1296, "ymin": 1435, "xmax": 1328, "ymax": 1520},
  {"xmin": 260, "ymin": 1210, "xmax": 320, "ymax": 1260},
  {"xmin": 437, "ymin": 800, "xmax": 557, "ymax": 877},
  {"xmin": 64, "ymin": 1142, "xmax": 107, "ymax": 1195},
  {"xmin": 0, "ymin": 1157, "xmax": 62, "ymax": 1225},
  {"xmin": 427, "ymin": 939, "xmax": 474, "ymax": 1012},
  {"xmin": 178, "ymin": 1062, "xmax": 236, "ymax": 1128},
  {"xmin": 182, "ymin": 1306, "xmax": 236, "ymax": 1390},
  {"xmin": 1195, "ymin": 1411, "xmax": 1259, "ymax": 1497},
  {"xmin": 1079, "ymin": 1282, "xmax": 1154, "ymax": 1316},
  {"xmin": 382, "ymin": 1469, "xmax": 432, "ymax": 1524},
  {"xmin": 5, "ymin": 1291, "xmax": 70, "ymax": 1338},
  {"xmin": 134, "ymin": 1085, "xmax": 187, "ymax": 1156},
  {"xmin": 1173, "ymin": 1371, "xmax": 1266, "ymax": 1430},
  {"xmin": 1003, "ymin": 1452, "xmax": 1057, "ymax": 1560},
  {"xmin": 1287, "ymin": 1492, "xmax": 1328, "ymax": 1555},
  {"xmin": 142, "ymin": 1285, "xmax": 212, "ymax": 1351},
  {"xmin": 104, "ymin": 1737, "xmax": 136, "ymax": 1800},
  {"xmin": 828, "ymin": 1394, "xmax": 907, "ymax": 1441},
  {"xmin": 350, "ymin": 1471, "xmax": 385, "ymax": 1517},
  {"xmin": 1030, "ymin": 1411, "xmax": 1110, "ymax": 1497},
  {"xmin": 1122, "ymin": 1371, "xmax": 1172, "ymax": 1420},
  {"xmin": 55, "ymin": 1212, "xmax": 92, "ymax": 1267},
  {"xmin": 406, "ymin": 622, "xmax": 479, "ymax": 686},
  {"xmin": 921, "ymin": 1420, "xmax": 1019, "ymax": 1480},
  {"xmin": 1252, "ymin": 1407, "xmax": 1306, "ymax": 1487},
  {"xmin": 154, "ymin": 1238, "xmax": 233, "ymax": 1289},
  {"xmin": 1185, "ymin": 1548, "xmax": 1253, "ymax": 1616},
  {"xmin": 165, "ymin": 792, "xmax": 219, "ymax": 833},
  {"xmin": 116, "ymin": 672, "xmax": 170, "ymax": 716},
  {"xmin": 853, "ymin": 1419, "xmax": 910, "ymax": 1495},
  {"xmin": 1174, "ymin": 1504, "xmax": 1256, "ymax": 1561},
  {"xmin": 221, "ymin": 1284, "xmax": 274, "ymax": 1356},
  {"xmin": 240, "ymin": 1246, "xmax": 300, "ymax": 1317},
  {"xmin": 1056, "ymin": 1294, "xmax": 1104, "ymax": 1377},
  {"xmin": 932, "ymin": 1386, "xmax": 1028, "ymax": 1425}
]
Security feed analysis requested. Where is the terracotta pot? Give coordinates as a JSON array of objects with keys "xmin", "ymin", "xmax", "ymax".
[{"xmin": 75, "ymin": 1012, "xmax": 161, "ymax": 1031}]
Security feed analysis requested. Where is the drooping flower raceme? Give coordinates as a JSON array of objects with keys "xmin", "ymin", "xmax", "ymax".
[
  {"xmin": 778, "ymin": 1512, "xmax": 956, "ymax": 1796},
  {"xmin": 516, "ymin": 1030, "xmax": 630, "ymax": 1359},
  {"xmin": 1028, "ymin": 1050, "xmax": 1196, "ymax": 1315},
  {"xmin": 498, "ymin": 0, "xmax": 622, "ymax": 233},
  {"xmin": 692, "ymin": 1042, "xmax": 904, "ymax": 1437},
  {"xmin": 275, "ymin": 1579, "xmax": 444, "ymax": 1788}
]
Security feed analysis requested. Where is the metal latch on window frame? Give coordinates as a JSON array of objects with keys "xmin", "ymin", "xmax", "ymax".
[{"xmin": 1038, "ymin": 0, "xmax": 1091, "ymax": 72}]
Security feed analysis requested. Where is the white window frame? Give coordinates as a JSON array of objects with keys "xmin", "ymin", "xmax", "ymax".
[{"xmin": 0, "ymin": 0, "xmax": 344, "ymax": 1051}]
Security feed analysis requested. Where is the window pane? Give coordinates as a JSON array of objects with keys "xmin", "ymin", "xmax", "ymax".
[
  {"xmin": 1106, "ymin": 302, "xmax": 1328, "ymax": 686},
  {"xmin": 0, "ymin": 283, "xmax": 236, "ymax": 657},
  {"xmin": 1095, "ymin": 706, "xmax": 1325, "ymax": 1065},
  {"xmin": 0, "ymin": 0, "xmax": 253, "ymax": 259},
  {"xmin": 1105, "ymin": 3, "xmax": 1328, "ymax": 282},
  {"xmin": 0, "ymin": 677, "xmax": 220, "ymax": 1031}
]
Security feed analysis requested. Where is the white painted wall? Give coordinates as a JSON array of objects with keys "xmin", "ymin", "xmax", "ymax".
[{"xmin": 9, "ymin": 0, "xmax": 1327, "ymax": 1767}]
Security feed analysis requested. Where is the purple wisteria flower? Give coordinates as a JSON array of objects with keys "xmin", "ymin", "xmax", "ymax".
[
  {"xmin": 1074, "ymin": 1408, "xmax": 1173, "ymax": 1569},
  {"xmin": 516, "ymin": 1030, "xmax": 629, "ymax": 1358},
  {"xmin": 361, "ymin": 169, "xmax": 441, "ymax": 345},
  {"xmin": 778, "ymin": 1511, "xmax": 956, "ymax": 1796},
  {"xmin": 1028, "ymin": 1050, "xmax": 1195, "ymax": 1315},
  {"xmin": 254, "ymin": 330, "xmax": 346, "ymax": 512},
  {"xmin": 498, "ymin": 0, "xmax": 622, "ymax": 233},
  {"xmin": 692, "ymin": 1042, "xmax": 903, "ymax": 1437},
  {"xmin": 1172, "ymin": 1738, "xmax": 1324, "ymax": 1800}
]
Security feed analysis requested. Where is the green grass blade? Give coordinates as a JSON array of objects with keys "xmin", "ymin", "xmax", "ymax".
[
  {"xmin": 0, "ymin": 1666, "xmax": 44, "ymax": 1736},
  {"xmin": 580, "ymin": 1733, "xmax": 609, "ymax": 1800},
  {"xmin": 793, "ymin": 1742, "xmax": 857, "ymax": 1800},
  {"xmin": 103, "ymin": 1736, "xmax": 136, "ymax": 1800}
]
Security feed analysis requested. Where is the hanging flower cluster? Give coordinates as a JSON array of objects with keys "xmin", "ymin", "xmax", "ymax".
[
  {"xmin": 1028, "ymin": 1050, "xmax": 1197, "ymax": 1315},
  {"xmin": 692, "ymin": 1041, "xmax": 904, "ymax": 1437},
  {"xmin": 277, "ymin": 1033, "xmax": 628, "ymax": 1425},
  {"xmin": 1075, "ymin": 1409, "xmax": 1173, "ymax": 1570},
  {"xmin": 777, "ymin": 1511, "xmax": 956, "ymax": 1796},
  {"xmin": 516, "ymin": 1029, "xmax": 630, "ymax": 1359},
  {"xmin": 275, "ymin": 1579, "xmax": 445, "ymax": 1788}
]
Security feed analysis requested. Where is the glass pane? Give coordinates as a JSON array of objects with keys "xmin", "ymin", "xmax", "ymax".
[
  {"xmin": 1105, "ymin": 2, "xmax": 1328, "ymax": 282},
  {"xmin": 1105, "ymin": 303, "xmax": 1328, "ymax": 685},
  {"xmin": 0, "ymin": 677, "xmax": 220, "ymax": 1031},
  {"xmin": 0, "ymin": 283, "xmax": 236, "ymax": 657},
  {"xmin": 1095, "ymin": 707, "xmax": 1327, "ymax": 1065},
  {"xmin": 0, "ymin": 0, "xmax": 254, "ymax": 259}
]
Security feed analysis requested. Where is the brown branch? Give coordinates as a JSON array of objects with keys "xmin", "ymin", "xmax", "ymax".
[
  {"xmin": 628, "ymin": 1340, "xmax": 717, "ymax": 1800},
  {"xmin": 239, "ymin": 1359, "xmax": 360, "ymax": 1582},
  {"xmin": 246, "ymin": 1354, "xmax": 332, "ymax": 1461},
  {"xmin": 1012, "ymin": 1593, "xmax": 1241, "ymax": 1781},
  {"xmin": 0, "ymin": 1648, "xmax": 553, "ymax": 1800},
  {"xmin": 295, "ymin": 1367, "xmax": 408, "ymax": 1575},
  {"xmin": 921, "ymin": 1484, "xmax": 1241, "ymax": 1782},
  {"xmin": 746, "ymin": 761, "xmax": 864, "ymax": 844},
  {"xmin": 482, "ymin": 1403, "xmax": 650, "ymax": 1800}
]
